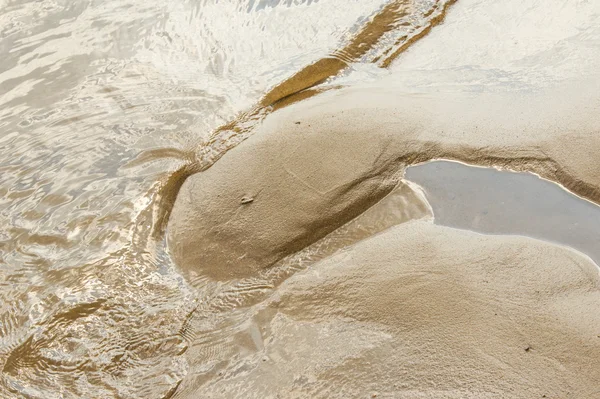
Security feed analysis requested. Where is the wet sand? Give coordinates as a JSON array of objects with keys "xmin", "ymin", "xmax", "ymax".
[
  {"xmin": 183, "ymin": 222, "xmax": 600, "ymax": 398},
  {"xmin": 2, "ymin": 0, "xmax": 600, "ymax": 397},
  {"xmin": 169, "ymin": 0, "xmax": 600, "ymax": 397},
  {"xmin": 169, "ymin": 79, "xmax": 600, "ymax": 280},
  {"xmin": 0, "ymin": 0, "xmax": 469, "ymax": 396},
  {"xmin": 169, "ymin": 0, "xmax": 600, "ymax": 277}
]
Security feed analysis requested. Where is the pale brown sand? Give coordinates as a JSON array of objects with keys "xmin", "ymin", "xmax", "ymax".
[
  {"xmin": 168, "ymin": 120, "xmax": 411, "ymax": 280},
  {"xmin": 169, "ymin": 0, "xmax": 600, "ymax": 396},
  {"xmin": 168, "ymin": 80, "xmax": 600, "ymax": 279},
  {"xmin": 169, "ymin": 0, "xmax": 600, "ymax": 277},
  {"xmin": 188, "ymin": 222, "xmax": 600, "ymax": 398}
]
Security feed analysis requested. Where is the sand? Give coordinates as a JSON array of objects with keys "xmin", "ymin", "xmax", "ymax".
[
  {"xmin": 185, "ymin": 222, "xmax": 600, "ymax": 398},
  {"xmin": 168, "ymin": 0, "xmax": 600, "ymax": 276},
  {"xmin": 168, "ymin": 119, "xmax": 414, "ymax": 280},
  {"xmin": 168, "ymin": 0, "xmax": 600, "ymax": 396},
  {"xmin": 168, "ymin": 79, "xmax": 600, "ymax": 278}
]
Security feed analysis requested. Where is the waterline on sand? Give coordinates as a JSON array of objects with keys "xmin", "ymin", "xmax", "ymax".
[{"xmin": 405, "ymin": 160, "xmax": 600, "ymax": 267}]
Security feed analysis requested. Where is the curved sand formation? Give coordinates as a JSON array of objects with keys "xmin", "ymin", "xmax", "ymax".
[
  {"xmin": 168, "ymin": 0, "xmax": 600, "ymax": 397},
  {"xmin": 168, "ymin": 0, "xmax": 600, "ymax": 279},
  {"xmin": 168, "ymin": 81, "xmax": 600, "ymax": 279},
  {"xmin": 188, "ymin": 222, "xmax": 600, "ymax": 398},
  {"xmin": 143, "ymin": 0, "xmax": 457, "ymax": 239}
]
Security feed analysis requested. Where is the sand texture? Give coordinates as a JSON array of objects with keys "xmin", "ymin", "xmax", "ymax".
[
  {"xmin": 169, "ymin": 81, "xmax": 600, "ymax": 277},
  {"xmin": 188, "ymin": 222, "xmax": 600, "ymax": 398},
  {"xmin": 167, "ymin": 0, "xmax": 600, "ymax": 397},
  {"xmin": 168, "ymin": 121, "xmax": 406, "ymax": 280},
  {"xmin": 169, "ymin": 0, "xmax": 600, "ymax": 276}
]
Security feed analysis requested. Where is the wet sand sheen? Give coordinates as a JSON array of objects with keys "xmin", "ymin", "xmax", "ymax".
[
  {"xmin": 405, "ymin": 160, "xmax": 600, "ymax": 267},
  {"xmin": 3, "ymin": 0, "xmax": 600, "ymax": 397},
  {"xmin": 145, "ymin": 0, "xmax": 457, "ymax": 239}
]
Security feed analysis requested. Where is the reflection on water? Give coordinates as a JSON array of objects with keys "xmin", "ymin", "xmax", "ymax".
[
  {"xmin": 405, "ymin": 160, "xmax": 600, "ymax": 267},
  {"xmin": 0, "ymin": 0, "xmax": 453, "ymax": 397}
]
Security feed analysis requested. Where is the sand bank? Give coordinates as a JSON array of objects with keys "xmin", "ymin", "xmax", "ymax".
[
  {"xmin": 169, "ymin": 78, "xmax": 600, "ymax": 278},
  {"xmin": 168, "ymin": 1, "xmax": 600, "ymax": 280},
  {"xmin": 186, "ymin": 222, "xmax": 600, "ymax": 398}
]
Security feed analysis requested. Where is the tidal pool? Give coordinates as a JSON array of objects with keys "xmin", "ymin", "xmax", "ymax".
[{"xmin": 405, "ymin": 160, "xmax": 600, "ymax": 267}]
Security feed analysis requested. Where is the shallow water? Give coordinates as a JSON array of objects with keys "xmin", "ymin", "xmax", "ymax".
[
  {"xmin": 2, "ymin": 0, "xmax": 600, "ymax": 397},
  {"xmin": 0, "ymin": 0, "xmax": 454, "ymax": 397},
  {"xmin": 405, "ymin": 160, "xmax": 600, "ymax": 267}
]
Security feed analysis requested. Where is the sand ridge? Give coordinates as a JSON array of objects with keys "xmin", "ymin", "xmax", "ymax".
[
  {"xmin": 168, "ymin": 80, "xmax": 600, "ymax": 279},
  {"xmin": 183, "ymin": 222, "xmax": 600, "ymax": 398}
]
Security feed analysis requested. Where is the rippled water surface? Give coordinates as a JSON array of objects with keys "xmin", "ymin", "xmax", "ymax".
[{"xmin": 0, "ymin": 0, "xmax": 455, "ymax": 397}]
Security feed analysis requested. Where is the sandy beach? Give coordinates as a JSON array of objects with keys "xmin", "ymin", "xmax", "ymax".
[
  {"xmin": 168, "ymin": 0, "xmax": 600, "ymax": 397},
  {"xmin": 1, "ymin": 0, "xmax": 599, "ymax": 397}
]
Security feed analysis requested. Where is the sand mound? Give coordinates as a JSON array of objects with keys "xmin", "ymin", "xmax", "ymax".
[
  {"xmin": 167, "ymin": 116, "xmax": 419, "ymax": 280},
  {"xmin": 168, "ymin": 82, "xmax": 600, "ymax": 279},
  {"xmin": 190, "ymin": 222, "xmax": 600, "ymax": 398}
]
